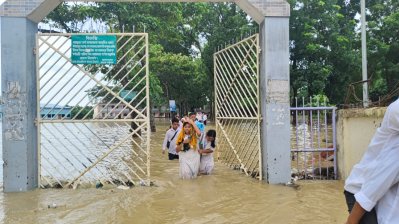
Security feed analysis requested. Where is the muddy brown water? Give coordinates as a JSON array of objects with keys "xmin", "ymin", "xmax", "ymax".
[{"xmin": 0, "ymin": 121, "xmax": 348, "ymax": 223}]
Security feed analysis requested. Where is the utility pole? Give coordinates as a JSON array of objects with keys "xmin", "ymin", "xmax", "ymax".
[{"xmin": 361, "ymin": 0, "xmax": 369, "ymax": 107}]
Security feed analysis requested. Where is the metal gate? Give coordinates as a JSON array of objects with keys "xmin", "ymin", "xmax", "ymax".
[
  {"xmin": 214, "ymin": 34, "xmax": 262, "ymax": 179},
  {"xmin": 290, "ymin": 98, "xmax": 337, "ymax": 180},
  {"xmin": 36, "ymin": 33, "xmax": 150, "ymax": 188}
]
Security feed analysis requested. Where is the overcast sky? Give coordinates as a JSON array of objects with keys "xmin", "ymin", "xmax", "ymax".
[
  {"xmin": 0, "ymin": 0, "xmax": 3, "ymax": 76},
  {"xmin": 0, "ymin": 16, "xmax": 2, "ymax": 92},
  {"xmin": 0, "ymin": 23, "xmax": 95, "ymax": 105}
]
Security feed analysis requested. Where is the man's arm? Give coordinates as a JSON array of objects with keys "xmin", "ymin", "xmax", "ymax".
[
  {"xmin": 346, "ymin": 202, "xmax": 366, "ymax": 224},
  {"xmin": 162, "ymin": 130, "xmax": 170, "ymax": 153},
  {"xmin": 189, "ymin": 120, "xmax": 201, "ymax": 136}
]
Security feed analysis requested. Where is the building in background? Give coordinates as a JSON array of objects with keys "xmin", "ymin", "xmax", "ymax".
[
  {"xmin": 40, "ymin": 104, "xmax": 72, "ymax": 119},
  {"xmin": 93, "ymin": 103, "xmax": 132, "ymax": 119}
]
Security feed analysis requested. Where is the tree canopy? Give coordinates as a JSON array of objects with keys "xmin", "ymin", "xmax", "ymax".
[{"xmin": 45, "ymin": 1, "xmax": 399, "ymax": 109}]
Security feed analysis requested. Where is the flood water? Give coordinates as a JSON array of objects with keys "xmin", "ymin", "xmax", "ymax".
[{"xmin": 0, "ymin": 121, "xmax": 347, "ymax": 223}]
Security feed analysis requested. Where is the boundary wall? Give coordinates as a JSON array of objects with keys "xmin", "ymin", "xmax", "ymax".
[{"xmin": 337, "ymin": 107, "xmax": 386, "ymax": 179}]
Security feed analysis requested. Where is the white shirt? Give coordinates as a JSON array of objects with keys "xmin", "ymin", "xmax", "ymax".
[
  {"xmin": 199, "ymin": 135, "xmax": 215, "ymax": 154},
  {"xmin": 196, "ymin": 113, "xmax": 203, "ymax": 122},
  {"xmin": 344, "ymin": 99, "xmax": 399, "ymax": 224},
  {"xmin": 162, "ymin": 128, "xmax": 180, "ymax": 155},
  {"xmin": 377, "ymin": 188, "xmax": 399, "ymax": 223}
]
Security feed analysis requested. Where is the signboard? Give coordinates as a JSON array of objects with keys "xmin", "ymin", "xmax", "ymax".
[
  {"xmin": 120, "ymin": 90, "xmax": 137, "ymax": 101},
  {"xmin": 71, "ymin": 35, "xmax": 117, "ymax": 64},
  {"xmin": 169, "ymin": 100, "xmax": 176, "ymax": 112}
]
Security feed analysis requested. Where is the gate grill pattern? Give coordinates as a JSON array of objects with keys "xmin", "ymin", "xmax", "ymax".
[
  {"xmin": 290, "ymin": 98, "xmax": 337, "ymax": 180},
  {"xmin": 214, "ymin": 34, "xmax": 262, "ymax": 179},
  {"xmin": 36, "ymin": 33, "xmax": 150, "ymax": 188}
]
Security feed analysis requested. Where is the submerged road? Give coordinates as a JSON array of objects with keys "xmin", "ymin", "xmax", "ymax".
[{"xmin": 0, "ymin": 122, "xmax": 347, "ymax": 223}]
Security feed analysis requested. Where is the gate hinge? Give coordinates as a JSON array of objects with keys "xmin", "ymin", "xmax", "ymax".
[
  {"xmin": 34, "ymin": 118, "xmax": 39, "ymax": 126},
  {"xmin": 33, "ymin": 47, "xmax": 36, "ymax": 55}
]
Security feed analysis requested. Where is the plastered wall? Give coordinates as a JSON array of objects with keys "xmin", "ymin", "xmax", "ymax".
[{"xmin": 337, "ymin": 107, "xmax": 386, "ymax": 179}]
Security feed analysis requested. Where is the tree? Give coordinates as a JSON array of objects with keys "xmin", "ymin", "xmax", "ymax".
[
  {"xmin": 366, "ymin": 0, "xmax": 399, "ymax": 104},
  {"xmin": 198, "ymin": 3, "xmax": 255, "ymax": 115},
  {"xmin": 150, "ymin": 44, "xmax": 208, "ymax": 115},
  {"xmin": 71, "ymin": 106, "xmax": 94, "ymax": 119},
  {"xmin": 288, "ymin": 0, "xmax": 362, "ymax": 105}
]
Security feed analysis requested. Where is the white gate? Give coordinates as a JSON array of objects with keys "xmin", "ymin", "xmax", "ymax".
[
  {"xmin": 291, "ymin": 98, "xmax": 337, "ymax": 180},
  {"xmin": 36, "ymin": 33, "xmax": 150, "ymax": 188},
  {"xmin": 214, "ymin": 34, "xmax": 262, "ymax": 179}
]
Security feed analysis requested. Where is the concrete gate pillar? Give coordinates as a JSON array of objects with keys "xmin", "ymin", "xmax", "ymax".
[
  {"xmin": 0, "ymin": 0, "xmax": 60, "ymax": 192},
  {"xmin": 1, "ymin": 17, "xmax": 38, "ymax": 192},
  {"xmin": 259, "ymin": 16, "xmax": 291, "ymax": 184},
  {"xmin": 237, "ymin": 0, "xmax": 291, "ymax": 184}
]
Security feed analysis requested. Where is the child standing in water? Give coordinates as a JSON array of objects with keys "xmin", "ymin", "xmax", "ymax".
[
  {"xmin": 199, "ymin": 130, "xmax": 216, "ymax": 175},
  {"xmin": 176, "ymin": 119, "xmax": 201, "ymax": 179}
]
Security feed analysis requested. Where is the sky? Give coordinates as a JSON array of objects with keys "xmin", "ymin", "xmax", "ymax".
[
  {"xmin": 0, "ymin": 0, "xmax": 4, "ymax": 91},
  {"xmin": 0, "ymin": 16, "xmax": 2, "ymax": 92},
  {"xmin": 0, "ymin": 23, "xmax": 97, "ymax": 105},
  {"xmin": 37, "ymin": 36, "xmax": 98, "ymax": 106},
  {"xmin": 0, "ymin": 7, "xmax": 95, "ymax": 105},
  {"xmin": 0, "ymin": 0, "xmax": 106, "ymax": 97}
]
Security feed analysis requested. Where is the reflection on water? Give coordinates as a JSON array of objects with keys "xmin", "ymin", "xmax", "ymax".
[
  {"xmin": 0, "ymin": 120, "xmax": 347, "ymax": 223},
  {"xmin": 40, "ymin": 122, "xmax": 149, "ymax": 188}
]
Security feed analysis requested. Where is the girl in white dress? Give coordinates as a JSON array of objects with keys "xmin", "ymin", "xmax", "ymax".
[
  {"xmin": 176, "ymin": 119, "xmax": 201, "ymax": 179},
  {"xmin": 199, "ymin": 129, "xmax": 216, "ymax": 175}
]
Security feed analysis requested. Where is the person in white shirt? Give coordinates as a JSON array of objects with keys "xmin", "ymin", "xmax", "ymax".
[
  {"xmin": 344, "ymin": 98, "xmax": 399, "ymax": 224},
  {"xmin": 203, "ymin": 113, "xmax": 208, "ymax": 126},
  {"xmin": 196, "ymin": 111, "xmax": 203, "ymax": 122},
  {"xmin": 199, "ymin": 129, "xmax": 216, "ymax": 175},
  {"xmin": 175, "ymin": 114, "xmax": 183, "ymax": 129},
  {"xmin": 162, "ymin": 117, "xmax": 180, "ymax": 160}
]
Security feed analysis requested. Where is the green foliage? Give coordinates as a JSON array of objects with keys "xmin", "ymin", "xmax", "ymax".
[
  {"xmin": 289, "ymin": 0, "xmax": 362, "ymax": 105},
  {"xmin": 369, "ymin": 78, "xmax": 388, "ymax": 102},
  {"xmin": 45, "ymin": 1, "xmax": 399, "ymax": 108},
  {"xmin": 310, "ymin": 94, "xmax": 330, "ymax": 106},
  {"xmin": 71, "ymin": 106, "xmax": 94, "ymax": 119},
  {"xmin": 199, "ymin": 3, "xmax": 255, "ymax": 106},
  {"xmin": 366, "ymin": 1, "xmax": 399, "ymax": 101},
  {"xmin": 150, "ymin": 45, "xmax": 208, "ymax": 113},
  {"xmin": 46, "ymin": 2, "xmax": 251, "ymax": 113}
]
